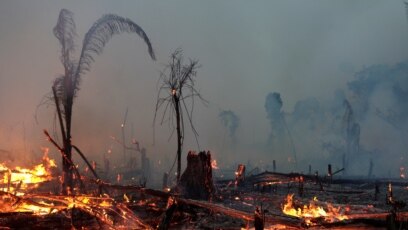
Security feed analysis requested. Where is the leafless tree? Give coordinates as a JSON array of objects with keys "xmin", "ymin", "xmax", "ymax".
[
  {"xmin": 52, "ymin": 9, "xmax": 155, "ymax": 194},
  {"xmin": 154, "ymin": 49, "xmax": 206, "ymax": 183}
]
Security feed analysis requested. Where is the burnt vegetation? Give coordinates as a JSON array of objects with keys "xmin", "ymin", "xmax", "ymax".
[
  {"xmin": 2, "ymin": 4, "xmax": 408, "ymax": 230},
  {"xmin": 49, "ymin": 9, "xmax": 155, "ymax": 194},
  {"xmin": 153, "ymin": 48, "xmax": 207, "ymax": 183}
]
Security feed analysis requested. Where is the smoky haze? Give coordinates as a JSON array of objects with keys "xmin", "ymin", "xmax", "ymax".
[{"xmin": 0, "ymin": 1, "xmax": 407, "ymax": 182}]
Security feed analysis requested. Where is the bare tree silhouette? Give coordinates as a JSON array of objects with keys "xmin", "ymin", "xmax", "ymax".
[
  {"xmin": 342, "ymin": 100, "xmax": 360, "ymax": 175},
  {"xmin": 154, "ymin": 49, "xmax": 206, "ymax": 183}
]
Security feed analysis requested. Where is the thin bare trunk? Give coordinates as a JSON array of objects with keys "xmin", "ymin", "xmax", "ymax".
[
  {"xmin": 174, "ymin": 95, "xmax": 182, "ymax": 183},
  {"xmin": 121, "ymin": 108, "xmax": 128, "ymax": 165}
]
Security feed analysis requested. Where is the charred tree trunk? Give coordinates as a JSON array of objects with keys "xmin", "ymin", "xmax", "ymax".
[
  {"xmin": 62, "ymin": 73, "xmax": 74, "ymax": 195},
  {"xmin": 52, "ymin": 85, "xmax": 73, "ymax": 194},
  {"xmin": 177, "ymin": 151, "xmax": 214, "ymax": 200},
  {"xmin": 174, "ymin": 95, "xmax": 182, "ymax": 183},
  {"xmin": 62, "ymin": 140, "xmax": 73, "ymax": 194}
]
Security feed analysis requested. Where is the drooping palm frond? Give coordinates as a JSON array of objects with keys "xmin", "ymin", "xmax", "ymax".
[
  {"xmin": 53, "ymin": 10, "xmax": 156, "ymax": 113},
  {"xmin": 53, "ymin": 9, "xmax": 77, "ymax": 120},
  {"xmin": 53, "ymin": 9, "xmax": 76, "ymax": 72},
  {"xmin": 50, "ymin": 9, "xmax": 156, "ymax": 194},
  {"xmin": 73, "ymin": 14, "xmax": 156, "ymax": 94}
]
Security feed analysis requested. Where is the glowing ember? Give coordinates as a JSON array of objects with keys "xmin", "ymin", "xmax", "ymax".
[
  {"xmin": 400, "ymin": 166, "xmax": 405, "ymax": 179},
  {"xmin": 211, "ymin": 159, "xmax": 219, "ymax": 169},
  {"xmin": 282, "ymin": 194, "xmax": 348, "ymax": 226}
]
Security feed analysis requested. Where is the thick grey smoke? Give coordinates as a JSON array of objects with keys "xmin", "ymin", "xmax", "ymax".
[
  {"xmin": 348, "ymin": 62, "xmax": 408, "ymax": 127},
  {"xmin": 346, "ymin": 61, "xmax": 408, "ymax": 175},
  {"xmin": 292, "ymin": 97, "xmax": 321, "ymax": 131},
  {"xmin": 276, "ymin": 62, "xmax": 408, "ymax": 176}
]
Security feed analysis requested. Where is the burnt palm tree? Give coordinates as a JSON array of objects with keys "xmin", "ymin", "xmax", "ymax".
[
  {"xmin": 154, "ymin": 49, "xmax": 206, "ymax": 183},
  {"xmin": 52, "ymin": 9, "xmax": 155, "ymax": 194}
]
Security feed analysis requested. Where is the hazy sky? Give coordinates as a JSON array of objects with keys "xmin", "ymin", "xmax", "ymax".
[{"xmin": 0, "ymin": 1, "xmax": 407, "ymax": 173}]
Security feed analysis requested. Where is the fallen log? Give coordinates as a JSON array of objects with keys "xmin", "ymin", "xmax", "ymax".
[
  {"xmin": 346, "ymin": 212, "xmax": 408, "ymax": 220},
  {"xmin": 95, "ymin": 181, "xmax": 301, "ymax": 227},
  {"xmin": 248, "ymin": 171, "xmax": 408, "ymax": 187}
]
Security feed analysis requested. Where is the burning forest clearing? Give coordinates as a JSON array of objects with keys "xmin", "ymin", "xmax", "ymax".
[
  {"xmin": 0, "ymin": 151, "xmax": 408, "ymax": 229},
  {"xmin": 1, "ymin": 3, "xmax": 408, "ymax": 230}
]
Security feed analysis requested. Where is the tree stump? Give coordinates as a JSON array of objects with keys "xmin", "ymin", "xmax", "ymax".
[{"xmin": 177, "ymin": 151, "xmax": 214, "ymax": 200}]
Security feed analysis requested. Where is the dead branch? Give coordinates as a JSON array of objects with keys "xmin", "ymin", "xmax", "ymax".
[{"xmin": 43, "ymin": 129, "xmax": 85, "ymax": 191}]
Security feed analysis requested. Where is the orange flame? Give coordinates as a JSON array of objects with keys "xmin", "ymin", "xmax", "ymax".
[
  {"xmin": 0, "ymin": 149, "xmax": 145, "ymax": 228},
  {"xmin": 211, "ymin": 159, "xmax": 219, "ymax": 169},
  {"xmin": 0, "ymin": 150, "xmax": 56, "ymax": 195},
  {"xmin": 282, "ymin": 194, "xmax": 348, "ymax": 226},
  {"xmin": 1, "ymin": 194, "xmax": 114, "ymax": 216}
]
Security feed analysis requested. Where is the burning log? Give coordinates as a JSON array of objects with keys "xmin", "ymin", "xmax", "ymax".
[
  {"xmin": 177, "ymin": 151, "xmax": 214, "ymax": 200},
  {"xmin": 235, "ymin": 164, "xmax": 246, "ymax": 186},
  {"xmin": 282, "ymin": 193, "xmax": 348, "ymax": 227}
]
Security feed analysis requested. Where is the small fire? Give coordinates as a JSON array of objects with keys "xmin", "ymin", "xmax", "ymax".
[
  {"xmin": 211, "ymin": 159, "xmax": 219, "ymax": 169},
  {"xmin": 282, "ymin": 194, "xmax": 348, "ymax": 226}
]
